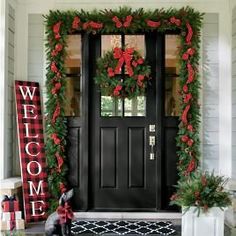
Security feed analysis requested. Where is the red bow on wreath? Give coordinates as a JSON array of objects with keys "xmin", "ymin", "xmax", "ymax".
[{"xmin": 113, "ymin": 47, "xmax": 134, "ymax": 76}]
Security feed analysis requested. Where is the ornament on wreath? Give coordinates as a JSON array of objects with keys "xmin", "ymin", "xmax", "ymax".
[{"xmin": 94, "ymin": 47, "xmax": 151, "ymax": 99}]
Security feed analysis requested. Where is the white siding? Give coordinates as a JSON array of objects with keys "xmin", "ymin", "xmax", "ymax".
[
  {"xmin": 202, "ymin": 13, "xmax": 219, "ymax": 172},
  {"xmin": 28, "ymin": 14, "xmax": 44, "ymax": 86},
  {"xmin": 232, "ymin": 6, "xmax": 236, "ymax": 178},
  {"xmin": 27, "ymin": 14, "xmax": 46, "ymax": 143},
  {"xmin": 6, "ymin": 3, "xmax": 15, "ymax": 177}
]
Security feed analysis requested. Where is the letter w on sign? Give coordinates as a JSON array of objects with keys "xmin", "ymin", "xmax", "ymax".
[{"xmin": 15, "ymin": 81, "xmax": 49, "ymax": 223}]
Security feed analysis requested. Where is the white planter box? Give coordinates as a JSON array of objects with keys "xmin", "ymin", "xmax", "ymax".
[{"xmin": 182, "ymin": 207, "xmax": 225, "ymax": 236}]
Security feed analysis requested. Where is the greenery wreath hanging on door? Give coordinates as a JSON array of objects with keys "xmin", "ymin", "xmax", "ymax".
[{"xmin": 94, "ymin": 47, "xmax": 151, "ymax": 99}]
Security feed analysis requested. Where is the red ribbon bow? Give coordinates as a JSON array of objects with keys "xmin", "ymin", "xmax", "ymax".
[
  {"xmin": 113, "ymin": 47, "xmax": 134, "ymax": 76},
  {"xmin": 170, "ymin": 17, "xmax": 181, "ymax": 26},
  {"xmin": 10, "ymin": 212, "xmax": 16, "ymax": 230},
  {"xmin": 51, "ymin": 133, "xmax": 61, "ymax": 145},
  {"xmin": 187, "ymin": 63, "xmax": 194, "ymax": 84},
  {"xmin": 52, "ymin": 102, "xmax": 61, "ymax": 124},
  {"xmin": 186, "ymin": 22, "xmax": 193, "ymax": 45},
  {"xmin": 83, "ymin": 21, "xmax": 103, "ymax": 30},
  {"xmin": 72, "ymin": 16, "xmax": 80, "ymax": 29},
  {"xmin": 53, "ymin": 21, "xmax": 62, "ymax": 40},
  {"xmin": 57, "ymin": 202, "xmax": 74, "ymax": 224},
  {"xmin": 55, "ymin": 152, "xmax": 64, "ymax": 173},
  {"xmin": 112, "ymin": 15, "xmax": 133, "ymax": 28},
  {"xmin": 146, "ymin": 20, "xmax": 161, "ymax": 28},
  {"xmin": 181, "ymin": 104, "xmax": 190, "ymax": 124},
  {"xmin": 186, "ymin": 158, "xmax": 196, "ymax": 173}
]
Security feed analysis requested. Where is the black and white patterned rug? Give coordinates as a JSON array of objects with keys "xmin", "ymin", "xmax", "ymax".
[{"xmin": 71, "ymin": 220, "xmax": 176, "ymax": 235}]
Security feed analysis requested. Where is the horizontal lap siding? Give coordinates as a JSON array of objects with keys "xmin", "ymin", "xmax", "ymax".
[
  {"xmin": 232, "ymin": 7, "xmax": 236, "ymax": 178},
  {"xmin": 6, "ymin": 4, "xmax": 16, "ymax": 177},
  {"xmin": 28, "ymin": 15, "xmax": 44, "ymax": 86},
  {"xmin": 27, "ymin": 15, "xmax": 46, "ymax": 116},
  {"xmin": 202, "ymin": 13, "xmax": 219, "ymax": 172}
]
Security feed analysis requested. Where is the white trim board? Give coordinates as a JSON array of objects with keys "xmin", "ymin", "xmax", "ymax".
[
  {"xmin": 0, "ymin": 0, "xmax": 7, "ymax": 180},
  {"xmin": 74, "ymin": 212, "xmax": 182, "ymax": 220}
]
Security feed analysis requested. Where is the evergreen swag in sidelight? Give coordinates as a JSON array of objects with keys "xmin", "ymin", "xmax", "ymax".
[{"xmin": 45, "ymin": 7, "xmax": 203, "ymax": 211}]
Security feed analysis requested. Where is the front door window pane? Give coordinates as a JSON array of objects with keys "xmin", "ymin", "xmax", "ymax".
[
  {"xmin": 124, "ymin": 35, "xmax": 145, "ymax": 57},
  {"xmin": 165, "ymin": 35, "xmax": 181, "ymax": 116},
  {"xmin": 124, "ymin": 96, "xmax": 146, "ymax": 117},
  {"xmin": 101, "ymin": 35, "xmax": 121, "ymax": 56},
  {"xmin": 101, "ymin": 96, "xmax": 122, "ymax": 117}
]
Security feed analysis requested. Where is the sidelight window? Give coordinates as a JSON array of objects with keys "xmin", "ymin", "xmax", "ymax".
[
  {"xmin": 64, "ymin": 35, "xmax": 82, "ymax": 117},
  {"xmin": 100, "ymin": 35, "xmax": 146, "ymax": 117},
  {"xmin": 165, "ymin": 35, "xmax": 181, "ymax": 117}
]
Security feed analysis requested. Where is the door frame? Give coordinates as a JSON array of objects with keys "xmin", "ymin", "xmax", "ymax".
[
  {"xmin": 68, "ymin": 31, "xmax": 178, "ymax": 212},
  {"xmin": 88, "ymin": 32, "xmax": 164, "ymax": 211},
  {"xmin": 85, "ymin": 32, "xmax": 165, "ymax": 211}
]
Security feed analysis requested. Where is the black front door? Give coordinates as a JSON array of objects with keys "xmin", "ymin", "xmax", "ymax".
[
  {"xmin": 89, "ymin": 33, "xmax": 163, "ymax": 211},
  {"xmin": 66, "ymin": 33, "xmax": 179, "ymax": 212}
]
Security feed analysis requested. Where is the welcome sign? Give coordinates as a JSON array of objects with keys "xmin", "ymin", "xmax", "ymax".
[{"xmin": 15, "ymin": 81, "xmax": 48, "ymax": 223}]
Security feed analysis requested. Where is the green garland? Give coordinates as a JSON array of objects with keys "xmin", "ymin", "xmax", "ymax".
[
  {"xmin": 45, "ymin": 6, "xmax": 203, "ymax": 211},
  {"xmin": 170, "ymin": 171, "xmax": 231, "ymax": 214}
]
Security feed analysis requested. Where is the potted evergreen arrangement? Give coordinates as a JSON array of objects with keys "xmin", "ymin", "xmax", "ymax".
[{"xmin": 170, "ymin": 171, "xmax": 232, "ymax": 236}]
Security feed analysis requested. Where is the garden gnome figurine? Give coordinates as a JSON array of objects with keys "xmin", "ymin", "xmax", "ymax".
[{"xmin": 45, "ymin": 183, "xmax": 74, "ymax": 236}]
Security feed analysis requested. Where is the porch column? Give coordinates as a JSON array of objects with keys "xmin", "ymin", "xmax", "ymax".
[{"xmin": 219, "ymin": 5, "xmax": 232, "ymax": 178}]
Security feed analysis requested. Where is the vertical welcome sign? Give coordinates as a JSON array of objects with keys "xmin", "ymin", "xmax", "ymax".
[{"xmin": 15, "ymin": 81, "xmax": 48, "ymax": 223}]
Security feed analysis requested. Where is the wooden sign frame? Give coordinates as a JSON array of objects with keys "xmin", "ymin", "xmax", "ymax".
[{"xmin": 15, "ymin": 81, "xmax": 48, "ymax": 223}]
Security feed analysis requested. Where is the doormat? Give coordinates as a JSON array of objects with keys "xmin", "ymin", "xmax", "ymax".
[{"xmin": 71, "ymin": 220, "xmax": 176, "ymax": 235}]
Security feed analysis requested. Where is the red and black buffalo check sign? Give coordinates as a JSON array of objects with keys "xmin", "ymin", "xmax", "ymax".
[{"xmin": 15, "ymin": 81, "xmax": 48, "ymax": 223}]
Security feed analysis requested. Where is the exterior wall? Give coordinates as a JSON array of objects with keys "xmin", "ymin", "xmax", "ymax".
[
  {"xmin": 27, "ymin": 14, "xmax": 45, "ymax": 112},
  {"xmin": 0, "ymin": 0, "xmax": 17, "ymax": 179},
  {"xmin": 232, "ymin": 6, "xmax": 236, "ymax": 179},
  {"xmin": 7, "ymin": 3, "xmax": 16, "ymax": 177},
  {"xmin": 28, "ymin": 14, "xmax": 44, "ymax": 87},
  {"xmin": 0, "ymin": 0, "xmax": 233, "ymax": 180},
  {"xmin": 202, "ymin": 13, "xmax": 219, "ymax": 172}
]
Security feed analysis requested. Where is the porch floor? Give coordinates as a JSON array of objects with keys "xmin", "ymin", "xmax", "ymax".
[
  {"xmin": 0, "ymin": 219, "xmax": 233, "ymax": 235},
  {"xmin": 14, "ymin": 220, "xmax": 182, "ymax": 236}
]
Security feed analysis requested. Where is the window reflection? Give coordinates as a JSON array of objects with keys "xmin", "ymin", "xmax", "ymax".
[
  {"xmin": 125, "ymin": 35, "xmax": 145, "ymax": 57},
  {"xmin": 64, "ymin": 35, "xmax": 81, "ymax": 117},
  {"xmin": 101, "ymin": 35, "xmax": 121, "ymax": 56},
  {"xmin": 124, "ymin": 96, "xmax": 146, "ymax": 117},
  {"xmin": 165, "ymin": 35, "xmax": 181, "ymax": 116},
  {"xmin": 101, "ymin": 96, "xmax": 122, "ymax": 117}
]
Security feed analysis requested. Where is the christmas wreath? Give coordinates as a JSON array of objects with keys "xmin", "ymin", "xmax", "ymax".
[{"xmin": 94, "ymin": 47, "xmax": 151, "ymax": 99}]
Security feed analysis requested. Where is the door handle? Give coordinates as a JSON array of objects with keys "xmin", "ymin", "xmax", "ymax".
[
  {"xmin": 149, "ymin": 136, "xmax": 155, "ymax": 160},
  {"xmin": 149, "ymin": 136, "xmax": 155, "ymax": 146}
]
